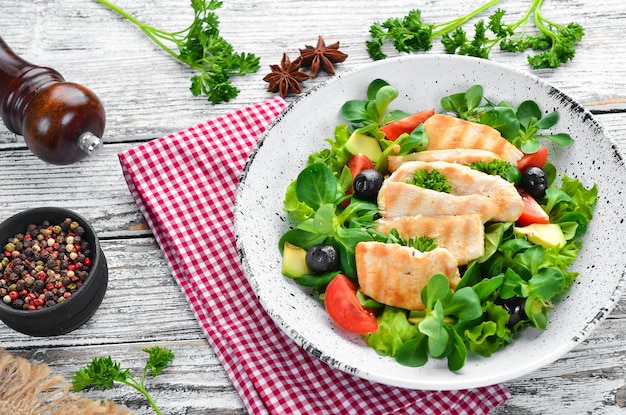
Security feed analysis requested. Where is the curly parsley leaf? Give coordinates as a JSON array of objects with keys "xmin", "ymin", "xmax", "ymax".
[
  {"xmin": 95, "ymin": 0, "xmax": 259, "ymax": 104},
  {"xmin": 375, "ymin": 228, "xmax": 438, "ymax": 252},
  {"xmin": 407, "ymin": 169, "xmax": 452, "ymax": 193},
  {"xmin": 468, "ymin": 159, "xmax": 521, "ymax": 184},
  {"xmin": 367, "ymin": 0, "xmax": 584, "ymax": 69},
  {"xmin": 143, "ymin": 346, "xmax": 175, "ymax": 377},
  {"xmin": 72, "ymin": 356, "xmax": 129, "ymax": 391},
  {"xmin": 72, "ymin": 347, "xmax": 175, "ymax": 415}
]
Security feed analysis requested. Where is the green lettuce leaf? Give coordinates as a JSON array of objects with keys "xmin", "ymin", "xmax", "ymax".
[{"xmin": 367, "ymin": 307, "xmax": 419, "ymax": 356}]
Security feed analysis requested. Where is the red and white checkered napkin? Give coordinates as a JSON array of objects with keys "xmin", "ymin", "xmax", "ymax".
[{"xmin": 118, "ymin": 96, "xmax": 510, "ymax": 415}]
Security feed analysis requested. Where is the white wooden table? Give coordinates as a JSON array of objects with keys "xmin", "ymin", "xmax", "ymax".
[{"xmin": 0, "ymin": 1, "xmax": 625, "ymax": 413}]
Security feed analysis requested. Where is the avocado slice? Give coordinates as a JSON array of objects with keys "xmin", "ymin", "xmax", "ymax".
[
  {"xmin": 281, "ymin": 242, "xmax": 313, "ymax": 278},
  {"xmin": 345, "ymin": 131, "xmax": 382, "ymax": 163},
  {"xmin": 514, "ymin": 223, "xmax": 566, "ymax": 249}
]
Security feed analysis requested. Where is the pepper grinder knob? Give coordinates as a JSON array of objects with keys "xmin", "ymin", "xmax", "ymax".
[{"xmin": 0, "ymin": 35, "xmax": 106, "ymax": 165}]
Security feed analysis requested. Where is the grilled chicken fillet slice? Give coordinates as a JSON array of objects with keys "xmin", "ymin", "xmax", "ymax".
[
  {"xmin": 388, "ymin": 148, "xmax": 499, "ymax": 172},
  {"xmin": 423, "ymin": 114, "xmax": 523, "ymax": 164},
  {"xmin": 356, "ymin": 241, "xmax": 460, "ymax": 310},
  {"xmin": 375, "ymin": 214, "xmax": 485, "ymax": 265},
  {"xmin": 378, "ymin": 160, "xmax": 524, "ymax": 223}
]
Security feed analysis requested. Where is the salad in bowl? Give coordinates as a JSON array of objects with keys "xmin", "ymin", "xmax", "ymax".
[
  {"xmin": 235, "ymin": 54, "xmax": 624, "ymax": 390},
  {"xmin": 278, "ymin": 79, "xmax": 597, "ymax": 371}
]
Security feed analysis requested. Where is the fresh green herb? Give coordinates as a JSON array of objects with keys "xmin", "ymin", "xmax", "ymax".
[
  {"xmin": 365, "ymin": 307, "xmax": 419, "ymax": 357},
  {"xmin": 496, "ymin": 0, "xmax": 585, "ymax": 69},
  {"xmin": 72, "ymin": 346, "xmax": 175, "ymax": 415},
  {"xmin": 306, "ymin": 80, "xmax": 398, "ymax": 177},
  {"xmin": 456, "ymin": 172, "xmax": 597, "ymax": 336},
  {"xmin": 441, "ymin": 84, "xmax": 573, "ymax": 153},
  {"xmin": 543, "ymin": 174, "xmax": 598, "ymax": 239},
  {"xmin": 500, "ymin": 266, "xmax": 566, "ymax": 330},
  {"xmin": 95, "ymin": 0, "xmax": 260, "ymax": 104},
  {"xmin": 374, "ymin": 228, "xmax": 438, "ymax": 252},
  {"xmin": 468, "ymin": 159, "xmax": 521, "ymax": 184},
  {"xmin": 439, "ymin": 84, "xmax": 487, "ymax": 121},
  {"xmin": 366, "ymin": 1, "xmax": 502, "ymax": 60},
  {"xmin": 512, "ymin": 100, "xmax": 574, "ymax": 152},
  {"xmin": 367, "ymin": 0, "xmax": 584, "ymax": 69},
  {"xmin": 307, "ymin": 124, "xmax": 354, "ymax": 179},
  {"xmin": 408, "ymin": 169, "xmax": 452, "ymax": 193},
  {"xmin": 441, "ymin": 19, "xmax": 497, "ymax": 59},
  {"xmin": 293, "ymin": 271, "xmax": 340, "ymax": 293},
  {"xmin": 357, "ymin": 289, "xmax": 386, "ymax": 309},
  {"xmin": 407, "ymin": 235, "xmax": 438, "ymax": 252},
  {"xmin": 340, "ymin": 79, "xmax": 403, "ymax": 133}
]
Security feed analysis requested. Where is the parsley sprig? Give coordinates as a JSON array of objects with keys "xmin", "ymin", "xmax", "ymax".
[
  {"xmin": 366, "ymin": 0, "xmax": 502, "ymax": 59},
  {"xmin": 95, "ymin": 0, "xmax": 260, "ymax": 104},
  {"xmin": 72, "ymin": 346, "xmax": 175, "ymax": 415},
  {"xmin": 366, "ymin": 0, "xmax": 584, "ymax": 69}
]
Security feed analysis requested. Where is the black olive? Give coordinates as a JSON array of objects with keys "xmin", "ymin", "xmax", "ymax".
[
  {"xmin": 305, "ymin": 244, "xmax": 339, "ymax": 274},
  {"xmin": 520, "ymin": 166, "xmax": 548, "ymax": 200},
  {"xmin": 353, "ymin": 169, "xmax": 384, "ymax": 202},
  {"xmin": 496, "ymin": 296, "xmax": 527, "ymax": 328}
]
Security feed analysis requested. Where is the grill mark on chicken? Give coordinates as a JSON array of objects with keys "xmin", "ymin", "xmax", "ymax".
[
  {"xmin": 388, "ymin": 148, "xmax": 500, "ymax": 172},
  {"xmin": 375, "ymin": 214, "xmax": 485, "ymax": 265},
  {"xmin": 356, "ymin": 241, "xmax": 460, "ymax": 310},
  {"xmin": 423, "ymin": 114, "xmax": 523, "ymax": 164}
]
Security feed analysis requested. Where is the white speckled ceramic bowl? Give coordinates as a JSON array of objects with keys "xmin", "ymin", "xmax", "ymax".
[{"xmin": 234, "ymin": 54, "xmax": 626, "ymax": 390}]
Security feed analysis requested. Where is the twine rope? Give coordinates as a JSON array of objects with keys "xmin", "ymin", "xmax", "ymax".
[{"xmin": 0, "ymin": 349, "xmax": 133, "ymax": 415}]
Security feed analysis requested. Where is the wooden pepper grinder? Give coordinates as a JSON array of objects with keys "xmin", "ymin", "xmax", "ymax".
[{"xmin": 0, "ymin": 35, "xmax": 105, "ymax": 165}]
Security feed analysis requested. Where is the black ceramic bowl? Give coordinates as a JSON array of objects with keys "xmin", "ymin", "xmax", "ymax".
[{"xmin": 0, "ymin": 207, "xmax": 108, "ymax": 336}]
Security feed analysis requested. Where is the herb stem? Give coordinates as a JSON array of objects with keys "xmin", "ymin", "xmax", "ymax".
[
  {"xmin": 94, "ymin": 0, "xmax": 181, "ymax": 61},
  {"xmin": 122, "ymin": 378, "xmax": 163, "ymax": 415},
  {"xmin": 510, "ymin": 0, "xmax": 539, "ymax": 33},
  {"xmin": 94, "ymin": 0, "xmax": 260, "ymax": 103},
  {"xmin": 432, "ymin": 0, "xmax": 504, "ymax": 38},
  {"xmin": 533, "ymin": 0, "xmax": 561, "ymax": 40}
]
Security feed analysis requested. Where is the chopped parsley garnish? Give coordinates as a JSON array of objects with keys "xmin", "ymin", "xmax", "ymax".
[
  {"xmin": 406, "ymin": 235, "xmax": 438, "ymax": 252},
  {"xmin": 381, "ymin": 228, "xmax": 438, "ymax": 252},
  {"xmin": 407, "ymin": 169, "xmax": 452, "ymax": 193},
  {"xmin": 468, "ymin": 159, "xmax": 522, "ymax": 184}
]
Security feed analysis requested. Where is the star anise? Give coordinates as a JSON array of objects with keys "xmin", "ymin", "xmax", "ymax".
[
  {"xmin": 263, "ymin": 53, "xmax": 310, "ymax": 98},
  {"xmin": 299, "ymin": 36, "xmax": 348, "ymax": 78}
]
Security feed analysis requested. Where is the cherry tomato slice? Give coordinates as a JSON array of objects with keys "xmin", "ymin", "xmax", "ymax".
[
  {"xmin": 346, "ymin": 153, "xmax": 374, "ymax": 180},
  {"xmin": 380, "ymin": 108, "xmax": 435, "ymax": 141},
  {"xmin": 517, "ymin": 145, "xmax": 549, "ymax": 174},
  {"xmin": 517, "ymin": 192, "xmax": 550, "ymax": 226},
  {"xmin": 342, "ymin": 154, "xmax": 375, "ymax": 207},
  {"xmin": 324, "ymin": 274, "xmax": 378, "ymax": 334}
]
